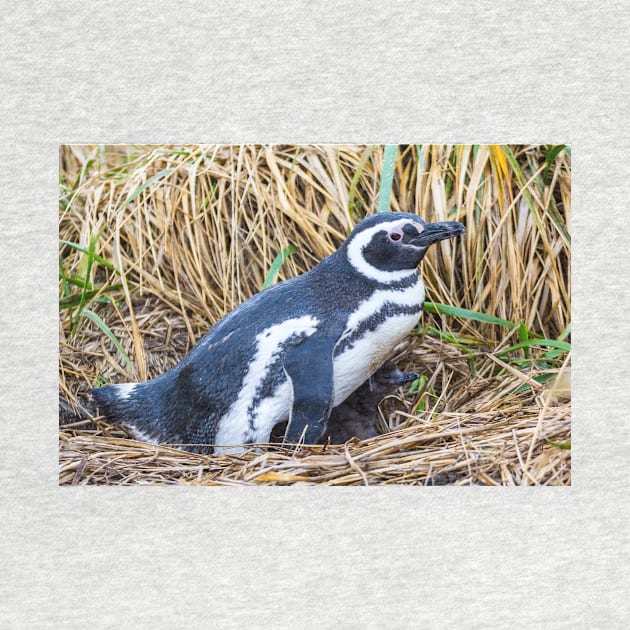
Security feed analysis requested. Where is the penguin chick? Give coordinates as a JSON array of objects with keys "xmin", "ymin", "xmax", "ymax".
[
  {"xmin": 324, "ymin": 361, "xmax": 418, "ymax": 443},
  {"xmin": 270, "ymin": 361, "xmax": 418, "ymax": 444},
  {"xmin": 59, "ymin": 395, "xmax": 96, "ymax": 426}
]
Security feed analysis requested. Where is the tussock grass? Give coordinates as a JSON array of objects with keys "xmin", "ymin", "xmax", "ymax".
[{"xmin": 59, "ymin": 144, "xmax": 571, "ymax": 485}]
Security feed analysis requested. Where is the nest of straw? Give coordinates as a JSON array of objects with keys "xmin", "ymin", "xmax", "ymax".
[{"xmin": 59, "ymin": 144, "xmax": 571, "ymax": 485}]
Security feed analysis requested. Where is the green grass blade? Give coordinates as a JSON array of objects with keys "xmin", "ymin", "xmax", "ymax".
[
  {"xmin": 59, "ymin": 239, "xmax": 118, "ymax": 273},
  {"xmin": 81, "ymin": 308, "xmax": 132, "ymax": 369},
  {"xmin": 424, "ymin": 301, "xmax": 519, "ymax": 330},
  {"xmin": 377, "ymin": 145, "xmax": 398, "ymax": 213},
  {"xmin": 513, "ymin": 372, "xmax": 556, "ymax": 394},
  {"xmin": 288, "ymin": 146, "xmax": 302, "ymax": 178},
  {"xmin": 503, "ymin": 145, "xmax": 542, "ymax": 231},
  {"xmin": 72, "ymin": 157, "xmax": 95, "ymax": 194},
  {"xmin": 543, "ymin": 144, "xmax": 567, "ymax": 183},
  {"xmin": 424, "ymin": 326, "xmax": 476, "ymax": 352},
  {"xmin": 544, "ymin": 349, "xmax": 565, "ymax": 360},
  {"xmin": 518, "ymin": 321, "xmax": 530, "ymax": 359},
  {"xmin": 74, "ymin": 234, "xmax": 96, "ymax": 328},
  {"xmin": 62, "ymin": 275, "xmax": 95, "ymax": 290},
  {"xmin": 497, "ymin": 339, "xmax": 571, "ymax": 356},
  {"xmin": 546, "ymin": 439, "xmax": 571, "ymax": 450},
  {"xmin": 59, "ymin": 284, "xmax": 122, "ymax": 309},
  {"xmin": 425, "ymin": 326, "xmax": 478, "ymax": 344},
  {"xmin": 408, "ymin": 374, "xmax": 427, "ymax": 394},
  {"xmin": 262, "ymin": 244, "xmax": 297, "ymax": 289},
  {"xmin": 117, "ymin": 167, "xmax": 175, "ymax": 212},
  {"xmin": 59, "ymin": 256, "xmax": 72, "ymax": 297}
]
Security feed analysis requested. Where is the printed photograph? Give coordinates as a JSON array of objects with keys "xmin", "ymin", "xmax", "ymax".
[{"xmin": 59, "ymin": 144, "xmax": 571, "ymax": 485}]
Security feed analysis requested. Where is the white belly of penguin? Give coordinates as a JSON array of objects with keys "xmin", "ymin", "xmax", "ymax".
[
  {"xmin": 332, "ymin": 310, "xmax": 421, "ymax": 405},
  {"xmin": 333, "ymin": 277, "xmax": 425, "ymax": 405}
]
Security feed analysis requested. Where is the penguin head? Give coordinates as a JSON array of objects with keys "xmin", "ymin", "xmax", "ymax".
[
  {"xmin": 344, "ymin": 212, "xmax": 465, "ymax": 283},
  {"xmin": 368, "ymin": 361, "xmax": 419, "ymax": 396}
]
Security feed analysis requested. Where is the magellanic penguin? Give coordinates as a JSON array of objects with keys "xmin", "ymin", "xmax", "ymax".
[
  {"xmin": 270, "ymin": 361, "xmax": 418, "ymax": 444},
  {"xmin": 92, "ymin": 212, "xmax": 465, "ymax": 453}
]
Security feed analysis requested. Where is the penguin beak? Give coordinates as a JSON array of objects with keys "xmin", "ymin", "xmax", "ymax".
[
  {"xmin": 413, "ymin": 220, "xmax": 465, "ymax": 247},
  {"xmin": 398, "ymin": 371, "xmax": 419, "ymax": 384}
]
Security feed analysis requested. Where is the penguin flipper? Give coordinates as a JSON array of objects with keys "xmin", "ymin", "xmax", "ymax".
[{"xmin": 283, "ymin": 333, "xmax": 335, "ymax": 445}]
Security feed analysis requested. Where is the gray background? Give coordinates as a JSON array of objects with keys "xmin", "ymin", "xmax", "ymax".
[{"xmin": 1, "ymin": 1, "xmax": 627, "ymax": 627}]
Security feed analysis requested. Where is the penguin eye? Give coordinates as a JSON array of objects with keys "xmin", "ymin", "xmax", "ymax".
[{"xmin": 389, "ymin": 229, "xmax": 403, "ymax": 242}]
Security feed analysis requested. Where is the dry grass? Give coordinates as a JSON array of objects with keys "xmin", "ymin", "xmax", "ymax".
[{"xmin": 59, "ymin": 144, "xmax": 571, "ymax": 485}]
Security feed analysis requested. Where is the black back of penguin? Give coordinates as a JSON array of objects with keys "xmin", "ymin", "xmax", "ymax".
[{"xmin": 92, "ymin": 212, "xmax": 464, "ymax": 452}]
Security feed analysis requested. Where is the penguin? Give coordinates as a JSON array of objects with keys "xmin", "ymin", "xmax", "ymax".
[
  {"xmin": 324, "ymin": 361, "xmax": 418, "ymax": 443},
  {"xmin": 92, "ymin": 212, "xmax": 465, "ymax": 453},
  {"xmin": 270, "ymin": 361, "xmax": 418, "ymax": 444}
]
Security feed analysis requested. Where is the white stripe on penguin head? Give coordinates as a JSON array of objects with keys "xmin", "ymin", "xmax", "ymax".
[{"xmin": 346, "ymin": 219, "xmax": 421, "ymax": 283}]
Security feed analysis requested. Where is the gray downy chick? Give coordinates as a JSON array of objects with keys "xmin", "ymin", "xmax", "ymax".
[{"xmin": 271, "ymin": 361, "xmax": 418, "ymax": 444}]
